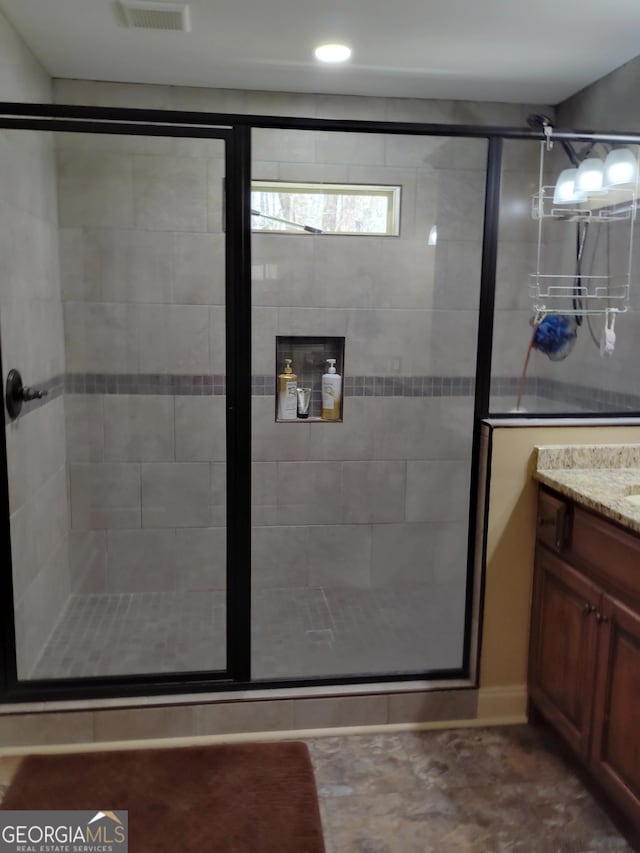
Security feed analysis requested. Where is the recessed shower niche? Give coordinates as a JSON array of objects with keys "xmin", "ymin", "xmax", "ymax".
[{"xmin": 275, "ymin": 336, "xmax": 345, "ymax": 422}]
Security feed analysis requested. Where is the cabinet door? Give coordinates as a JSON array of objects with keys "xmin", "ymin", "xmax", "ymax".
[
  {"xmin": 537, "ymin": 490, "xmax": 569, "ymax": 553},
  {"xmin": 529, "ymin": 547, "xmax": 600, "ymax": 758},
  {"xmin": 591, "ymin": 594, "xmax": 640, "ymax": 825}
]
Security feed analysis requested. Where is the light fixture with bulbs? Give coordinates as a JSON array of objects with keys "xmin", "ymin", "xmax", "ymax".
[
  {"xmin": 552, "ymin": 168, "xmax": 586, "ymax": 204},
  {"xmin": 575, "ymin": 157, "xmax": 605, "ymax": 193},
  {"xmin": 314, "ymin": 43, "xmax": 352, "ymax": 63},
  {"xmin": 603, "ymin": 147, "xmax": 638, "ymax": 188},
  {"xmin": 552, "ymin": 147, "xmax": 638, "ymax": 204}
]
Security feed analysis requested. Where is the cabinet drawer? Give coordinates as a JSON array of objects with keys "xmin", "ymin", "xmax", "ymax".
[
  {"xmin": 572, "ymin": 507, "xmax": 640, "ymax": 603},
  {"xmin": 537, "ymin": 490, "xmax": 569, "ymax": 552}
]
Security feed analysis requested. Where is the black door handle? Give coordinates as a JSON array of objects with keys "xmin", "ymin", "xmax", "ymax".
[{"xmin": 5, "ymin": 369, "xmax": 48, "ymax": 420}]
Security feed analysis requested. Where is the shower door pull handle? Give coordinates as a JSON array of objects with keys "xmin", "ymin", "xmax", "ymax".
[
  {"xmin": 5, "ymin": 369, "xmax": 48, "ymax": 420},
  {"xmin": 22, "ymin": 385, "xmax": 48, "ymax": 402}
]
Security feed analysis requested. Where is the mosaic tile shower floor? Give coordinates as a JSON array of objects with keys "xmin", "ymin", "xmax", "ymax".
[{"xmin": 29, "ymin": 583, "xmax": 464, "ymax": 680}]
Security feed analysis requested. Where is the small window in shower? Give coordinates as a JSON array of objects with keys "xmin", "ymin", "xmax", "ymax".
[{"xmin": 251, "ymin": 181, "xmax": 401, "ymax": 236}]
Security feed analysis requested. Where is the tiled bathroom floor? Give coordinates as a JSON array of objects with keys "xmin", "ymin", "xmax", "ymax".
[
  {"xmin": 30, "ymin": 583, "xmax": 465, "ymax": 681},
  {"xmin": 0, "ymin": 726, "xmax": 631, "ymax": 851},
  {"xmin": 309, "ymin": 726, "xmax": 633, "ymax": 852}
]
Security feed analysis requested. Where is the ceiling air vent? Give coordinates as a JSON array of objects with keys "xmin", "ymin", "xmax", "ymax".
[{"xmin": 120, "ymin": 1, "xmax": 191, "ymax": 32}]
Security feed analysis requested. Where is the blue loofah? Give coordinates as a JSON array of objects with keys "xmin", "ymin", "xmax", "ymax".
[{"xmin": 533, "ymin": 315, "xmax": 577, "ymax": 359}]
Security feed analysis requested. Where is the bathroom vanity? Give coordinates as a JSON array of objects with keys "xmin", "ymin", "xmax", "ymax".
[{"xmin": 530, "ymin": 445, "xmax": 640, "ymax": 842}]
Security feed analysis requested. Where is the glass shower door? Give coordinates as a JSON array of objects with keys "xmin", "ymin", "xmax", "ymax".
[
  {"xmin": 250, "ymin": 128, "xmax": 487, "ymax": 680},
  {"xmin": 0, "ymin": 126, "xmax": 229, "ymax": 681}
]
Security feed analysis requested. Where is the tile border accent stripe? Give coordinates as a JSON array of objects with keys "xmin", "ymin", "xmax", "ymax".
[
  {"xmin": 66, "ymin": 373, "xmax": 227, "ymax": 396},
  {"xmin": 63, "ymin": 373, "xmax": 481, "ymax": 398},
  {"xmin": 492, "ymin": 376, "xmax": 640, "ymax": 413},
  {"xmin": 253, "ymin": 375, "xmax": 477, "ymax": 397},
  {"xmin": 5, "ymin": 373, "xmax": 640, "ymax": 423}
]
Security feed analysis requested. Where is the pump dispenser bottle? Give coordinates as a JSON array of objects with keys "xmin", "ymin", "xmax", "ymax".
[
  {"xmin": 321, "ymin": 358, "xmax": 342, "ymax": 421},
  {"xmin": 277, "ymin": 358, "xmax": 298, "ymax": 420}
]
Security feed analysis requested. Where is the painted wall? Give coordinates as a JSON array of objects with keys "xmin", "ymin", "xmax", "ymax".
[
  {"xmin": 558, "ymin": 55, "xmax": 640, "ymax": 134},
  {"xmin": 0, "ymin": 9, "xmax": 69, "ymax": 677},
  {"xmin": 478, "ymin": 423, "xmax": 640, "ymax": 720}
]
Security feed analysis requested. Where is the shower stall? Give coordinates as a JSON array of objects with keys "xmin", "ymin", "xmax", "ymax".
[{"xmin": 0, "ymin": 104, "xmax": 638, "ymax": 701}]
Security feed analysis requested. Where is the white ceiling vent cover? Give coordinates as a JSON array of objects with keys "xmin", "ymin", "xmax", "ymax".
[{"xmin": 120, "ymin": 1, "xmax": 191, "ymax": 32}]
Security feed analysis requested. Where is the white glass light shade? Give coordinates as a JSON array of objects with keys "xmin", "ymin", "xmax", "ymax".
[
  {"xmin": 314, "ymin": 43, "xmax": 351, "ymax": 62},
  {"xmin": 427, "ymin": 225, "xmax": 437, "ymax": 246},
  {"xmin": 553, "ymin": 168, "xmax": 586, "ymax": 204},
  {"xmin": 575, "ymin": 157, "xmax": 604, "ymax": 192},
  {"xmin": 603, "ymin": 148, "xmax": 638, "ymax": 188}
]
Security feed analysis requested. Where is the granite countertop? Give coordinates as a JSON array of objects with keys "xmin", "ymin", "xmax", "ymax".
[{"xmin": 534, "ymin": 444, "xmax": 640, "ymax": 535}]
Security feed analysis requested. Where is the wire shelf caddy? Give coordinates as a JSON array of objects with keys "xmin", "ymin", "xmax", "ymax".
[{"xmin": 530, "ymin": 139, "xmax": 638, "ymax": 317}]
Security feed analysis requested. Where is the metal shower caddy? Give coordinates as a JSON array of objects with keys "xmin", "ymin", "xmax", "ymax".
[{"xmin": 529, "ymin": 132, "xmax": 638, "ymax": 317}]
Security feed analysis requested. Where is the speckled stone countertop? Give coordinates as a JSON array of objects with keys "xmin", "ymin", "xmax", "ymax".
[{"xmin": 534, "ymin": 444, "xmax": 640, "ymax": 535}]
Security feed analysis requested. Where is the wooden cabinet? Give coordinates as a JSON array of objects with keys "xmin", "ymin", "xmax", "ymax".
[
  {"xmin": 529, "ymin": 548, "xmax": 599, "ymax": 758},
  {"xmin": 591, "ymin": 595, "xmax": 640, "ymax": 823},
  {"xmin": 529, "ymin": 488, "xmax": 640, "ymax": 841}
]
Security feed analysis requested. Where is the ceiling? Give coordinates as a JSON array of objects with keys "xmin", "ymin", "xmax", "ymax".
[{"xmin": 1, "ymin": 0, "xmax": 640, "ymax": 105}]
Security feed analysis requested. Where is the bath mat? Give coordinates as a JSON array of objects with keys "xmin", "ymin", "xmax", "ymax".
[{"xmin": 0, "ymin": 741, "xmax": 325, "ymax": 852}]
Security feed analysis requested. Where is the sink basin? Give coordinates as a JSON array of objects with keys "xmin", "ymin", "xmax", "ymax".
[{"xmin": 622, "ymin": 486, "xmax": 640, "ymax": 506}]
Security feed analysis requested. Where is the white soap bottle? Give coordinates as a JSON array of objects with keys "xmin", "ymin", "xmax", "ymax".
[{"xmin": 321, "ymin": 358, "xmax": 342, "ymax": 421}]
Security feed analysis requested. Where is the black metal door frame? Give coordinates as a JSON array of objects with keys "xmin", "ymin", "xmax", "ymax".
[{"xmin": 0, "ymin": 115, "xmax": 252, "ymax": 701}]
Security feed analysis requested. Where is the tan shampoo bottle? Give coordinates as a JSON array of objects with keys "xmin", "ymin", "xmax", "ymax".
[{"xmin": 277, "ymin": 358, "xmax": 297, "ymax": 420}]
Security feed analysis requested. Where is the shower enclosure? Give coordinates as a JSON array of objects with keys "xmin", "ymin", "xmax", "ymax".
[{"xmin": 0, "ymin": 103, "xmax": 638, "ymax": 701}]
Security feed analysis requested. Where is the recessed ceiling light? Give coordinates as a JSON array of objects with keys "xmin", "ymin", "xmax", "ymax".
[{"xmin": 314, "ymin": 43, "xmax": 352, "ymax": 63}]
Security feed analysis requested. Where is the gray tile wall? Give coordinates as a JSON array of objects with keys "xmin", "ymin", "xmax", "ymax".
[
  {"xmin": 50, "ymin": 83, "xmax": 549, "ymax": 617},
  {"xmin": 64, "ymin": 387, "xmax": 230, "ymax": 595},
  {"xmin": 0, "ymin": 10, "xmax": 70, "ymax": 678},
  {"xmin": 249, "ymin": 126, "xmax": 485, "ymax": 604},
  {"xmin": 56, "ymin": 129, "xmax": 228, "ymax": 598},
  {"xmin": 492, "ymin": 139, "xmax": 541, "ymax": 404},
  {"xmin": 45, "ymin": 81, "xmax": 564, "ymax": 681},
  {"xmin": 0, "ymin": 62, "xmax": 559, "ymax": 684}
]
